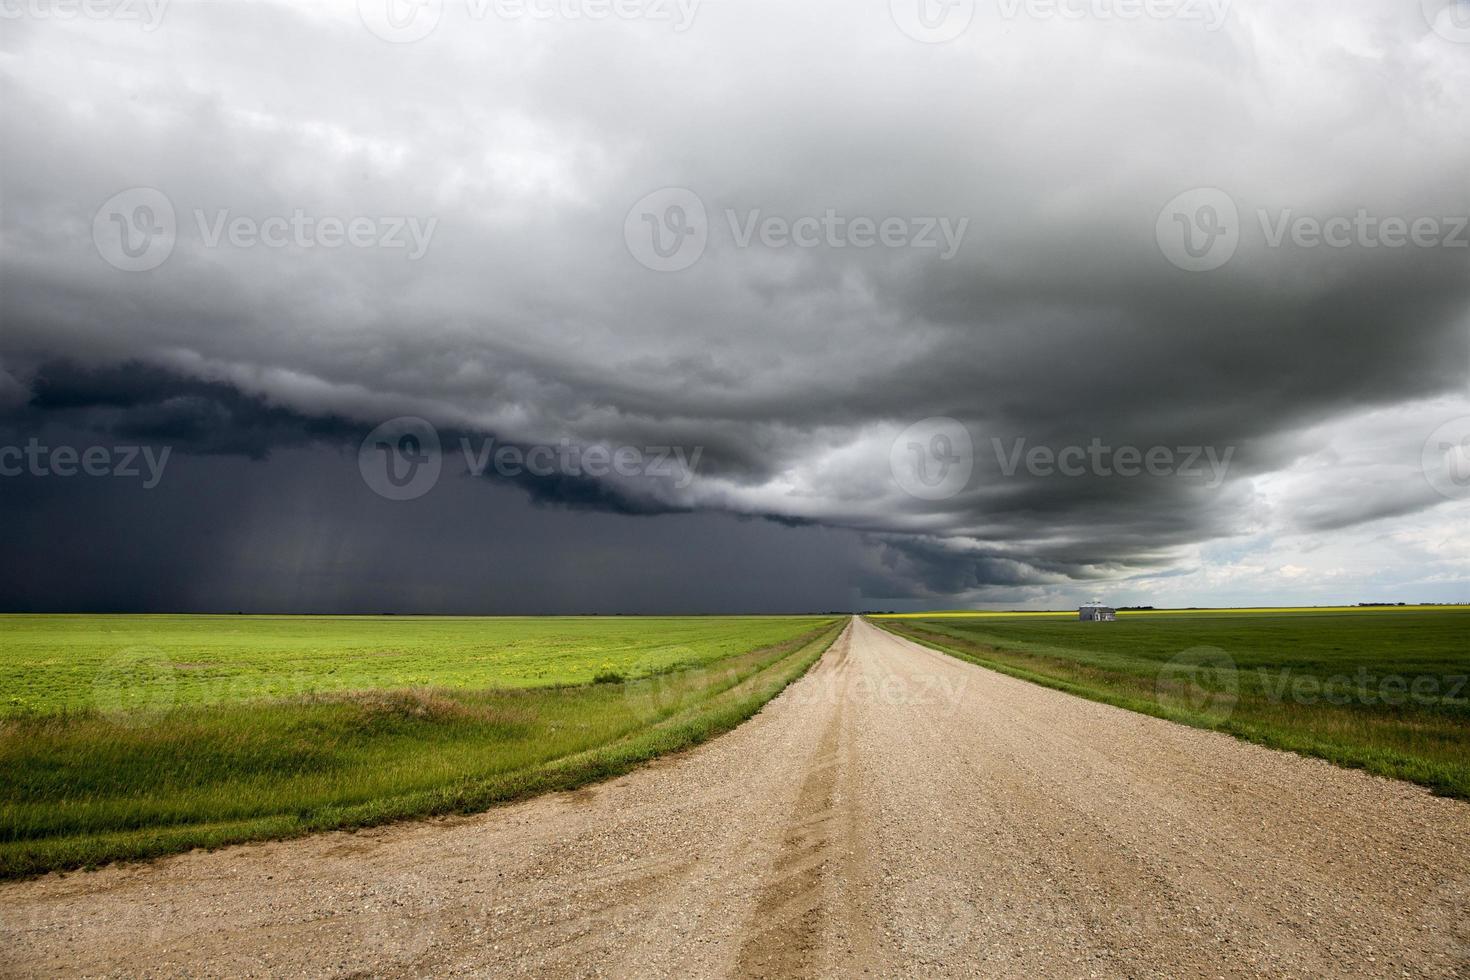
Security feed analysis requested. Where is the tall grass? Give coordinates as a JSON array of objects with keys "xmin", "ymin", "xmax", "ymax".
[{"xmin": 0, "ymin": 621, "xmax": 844, "ymax": 878}]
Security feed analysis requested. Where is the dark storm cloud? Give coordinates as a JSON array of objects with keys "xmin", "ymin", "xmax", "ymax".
[
  {"xmin": 16, "ymin": 360, "xmax": 359, "ymax": 457},
  {"xmin": 0, "ymin": 0, "xmax": 1467, "ymax": 610},
  {"xmin": 4, "ymin": 359, "xmax": 696, "ymax": 519}
]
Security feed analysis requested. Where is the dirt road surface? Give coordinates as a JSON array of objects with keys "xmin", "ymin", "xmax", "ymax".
[{"xmin": 3, "ymin": 618, "xmax": 1468, "ymax": 978}]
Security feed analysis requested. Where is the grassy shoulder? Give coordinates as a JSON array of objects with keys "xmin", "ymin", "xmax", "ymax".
[
  {"xmin": 872, "ymin": 610, "xmax": 1470, "ymax": 799},
  {"xmin": 0, "ymin": 619, "xmax": 844, "ymax": 879}
]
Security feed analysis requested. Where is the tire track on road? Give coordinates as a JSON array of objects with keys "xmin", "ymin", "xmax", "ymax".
[{"xmin": 734, "ymin": 628, "xmax": 885, "ymax": 980}]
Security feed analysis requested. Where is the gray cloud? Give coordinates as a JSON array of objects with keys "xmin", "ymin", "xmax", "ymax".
[{"xmin": 1, "ymin": 0, "xmax": 1468, "ymax": 610}]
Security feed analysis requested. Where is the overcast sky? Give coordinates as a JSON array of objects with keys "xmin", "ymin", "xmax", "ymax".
[{"xmin": 1, "ymin": 0, "xmax": 1468, "ymax": 613}]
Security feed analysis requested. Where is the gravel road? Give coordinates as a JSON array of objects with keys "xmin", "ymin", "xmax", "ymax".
[{"xmin": 3, "ymin": 617, "xmax": 1468, "ymax": 978}]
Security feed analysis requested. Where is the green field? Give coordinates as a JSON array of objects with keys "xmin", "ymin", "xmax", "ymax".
[
  {"xmin": 874, "ymin": 608, "xmax": 1470, "ymax": 798},
  {"xmin": 0, "ymin": 615, "xmax": 843, "ymax": 878},
  {"xmin": 0, "ymin": 614, "xmax": 843, "ymax": 714}
]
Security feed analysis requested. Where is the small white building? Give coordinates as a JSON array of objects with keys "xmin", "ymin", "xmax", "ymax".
[{"xmin": 1079, "ymin": 601, "xmax": 1117, "ymax": 622}]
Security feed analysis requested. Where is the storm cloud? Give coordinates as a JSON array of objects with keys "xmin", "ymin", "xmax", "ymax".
[{"xmin": 1, "ymin": 0, "xmax": 1467, "ymax": 611}]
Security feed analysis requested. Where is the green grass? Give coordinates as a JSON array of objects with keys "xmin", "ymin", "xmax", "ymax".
[
  {"xmin": 0, "ymin": 614, "xmax": 838, "ymax": 715},
  {"xmin": 874, "ymin": 609, "xmax": 1470, "ymax": 798},
  {"xmin": 0, "ymin": 615, "xmax": 843, "ymax": 878}
]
